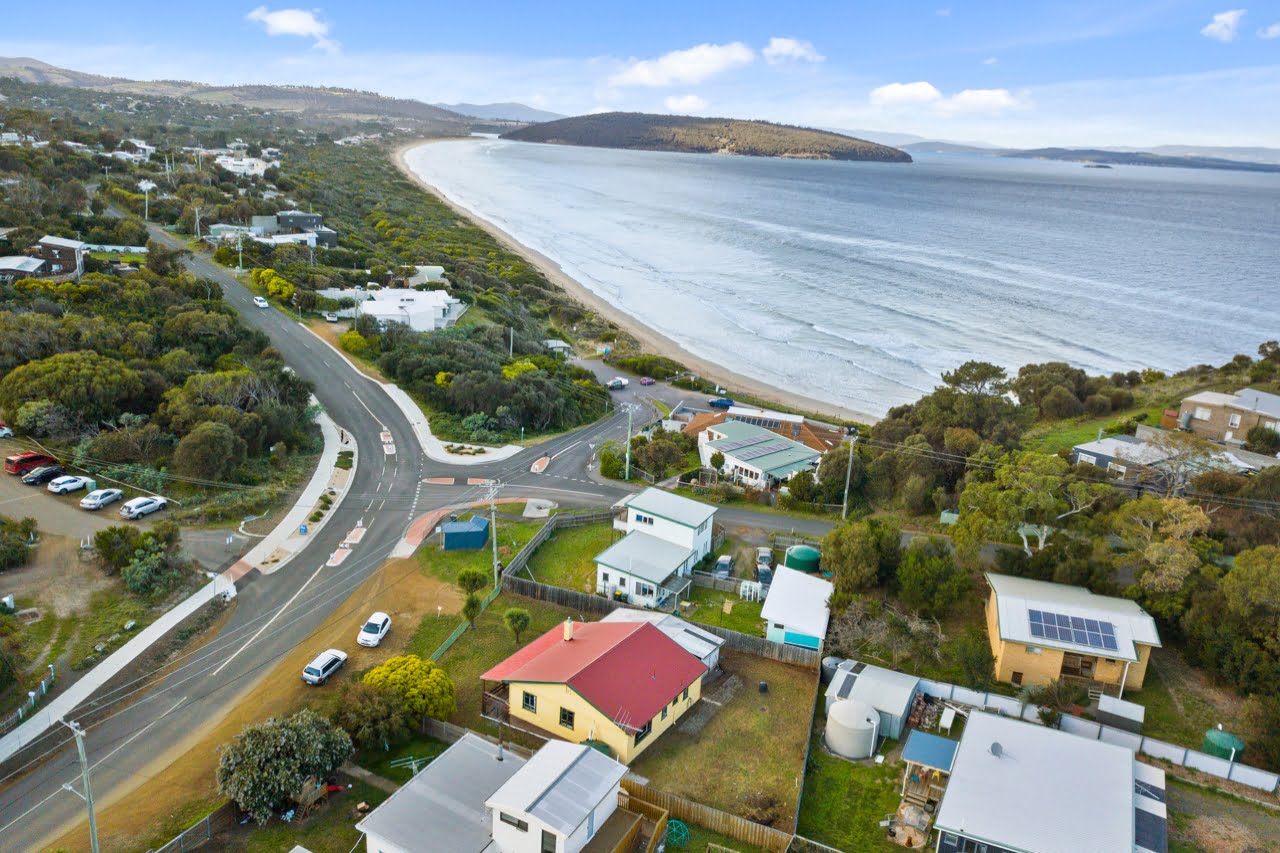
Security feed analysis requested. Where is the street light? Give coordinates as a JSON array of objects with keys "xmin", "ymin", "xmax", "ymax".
[{"xmin": 137, "ymin": 179, "xmax": 157, "ymax": 221}]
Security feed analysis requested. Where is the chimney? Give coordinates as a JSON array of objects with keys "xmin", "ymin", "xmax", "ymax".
[
  {"xmin": 1097, "ymin": 427, "xmax": 1104, "ymax": 440},
  {"xmin": 563, "ymin": 618, "xmax": 573, "ymax": 642}
]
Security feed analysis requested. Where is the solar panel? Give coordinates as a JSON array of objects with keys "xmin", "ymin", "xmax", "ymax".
[
  {"xmin": 1027, "ymin": 609, "xmax": 1119, "ymax": 651},
  {"xmin": 716, "ymin": 435, "xmax": 769, "ymax": 452},
  {"xmin": 1102, "ymin": 635, "xmax": 1119, "ymax": 651},
  {"xmin": 735, "ymin": 441, "xmax": 792, "ymax": 462},
  {"xmin": 1100, "ymin": 622, "xmax": 1115, "ymax": 636}
]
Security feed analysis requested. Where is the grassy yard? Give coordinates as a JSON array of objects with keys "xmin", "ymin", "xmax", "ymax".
[
  {"xmin": 681, "ymin": 586, "xmax": 765, "ymax": 636},
  {"xmin": 524, "ymin": 522, "xmax": 617, "ymax": 592},
  {"xmin": 352, "ymin": 732, "xmax": 450, "ymax": 784},
  {"xmin": 225, "ymin": 780, "xmax": 391, "ymax": 853},
  {"xmin": 1021, "ymin": 404, "xmax": 1167, "ymax": 454},
  {"xmin": 1127, "ymin": 649, "xmax": 1248, "ymax": 750},
  {"xmin": 416, "ymin": 514, "xmax": 546, "ymax": 586},
  {"xmin": 797, "ymin": 735, "xmax": 902, "ymax": 852},
  {"xmin": 633, "ymin": 652, "xmax": 817, "ymax": 833},
  {"xmin": 68, "ymin": 588, "xmax": 152, "ymax": 670}
]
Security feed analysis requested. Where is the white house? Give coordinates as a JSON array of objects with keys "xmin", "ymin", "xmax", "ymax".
[
  {"xmin": 214, "ymin": 155, "xmax": 275, "ymax": 177},
  {"xmin": 761, "ymin": 566, "xmax": 833, "ymax": 650},
  {"xmin": 355, "ymin": 289, "xmax": 465, "ymax": 332},
  {"xmin": 698, "ymin": 420, "xmax": 820, "ymax": 489},
  {"xmin": 486, "ymin": 740, "xmax": 628, "ymax": 853},
  {"xmin": 614, "ymin": 488, "xmax": 715, "ymax": 559},
  {"xmin": 595, "ymin": 489, "xmax": 716, "ymax": 609}
]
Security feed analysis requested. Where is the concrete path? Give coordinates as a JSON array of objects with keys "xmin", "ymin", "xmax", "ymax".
[{"xmin": 341, "ymin": 762, "xmax": 399, "ymax": 794}]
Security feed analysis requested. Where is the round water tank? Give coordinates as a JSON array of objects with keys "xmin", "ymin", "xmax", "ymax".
[
  {"xmin": 825, "ymin": 699, "xmax": 878, "ymax": 760},
  {"xmin": 1203, "ymin": 728, "xmax": 1246, "ymax": 760},
  {"xmin": 821, "ymin": 656, "xmax": 845, "ymax": 685},
  {"xmin": 784, "ymin": 545, "xmax": 821, "ymax": 573}
]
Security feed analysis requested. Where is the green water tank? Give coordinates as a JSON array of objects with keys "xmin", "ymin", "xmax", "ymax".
[
  {"xmin": 784, "ymin": 545, "xmax": 821, "ymax": 573},
  {"xmin": 1203, "ymin": 728, "xmax": 1246, "ymax": 760}
]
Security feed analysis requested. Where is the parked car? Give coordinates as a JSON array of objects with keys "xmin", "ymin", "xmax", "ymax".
[
  {"xmin": 713, "ymin": 555, "xmax": 733, "ymax": 579},
  {"xmin": 0, "ymin": 425, "xmax": 11, "ymax": 439},
  {"xmin": 302, "ymin": 649, "xmax": 348, "ymax": 685},
  {"xmin": 708, "ymin": 398, "xmax": 735, "ymax": 409},
  {"xmin": 756, "ymin": 564, "xmax": 774, "ymax": 586},
  {"xmin": 120, "ymin": 495, "xmax": 168, "ymax": 520},
  {"xmin": 47, "ymin": 475, "xmax": 91, "ymax": 495},
  {"xmin": 639, "ymin": 377, "xmax": 655, "ymax": 386},
  {"xmin": 81, "ymin": 488, "xmax": 124, "ymax": 510},
  {"xmin": 357, "ymin": 612, "xmax": 392, "ymax": 647},
  {"xmin": 606, "ymin": 377, "xmax": 629, "ymax": 390},
  {"xmin": 755, "ymin": 546, "xmax": 774, "ymax": 567},
  {"xmin": 5, "ymin": 451, "xmax": 57, "ymax": 475},
  {"xmin": 324, "ymin": 311, "xmax": 339, "ymax": 322},
  {"xmin": 252, "ymin": 296, "xmax": 269, "ymax": 308},
  {"xmin": 22, "ymin": 465, "xmax": 65, "ymax": 486}
]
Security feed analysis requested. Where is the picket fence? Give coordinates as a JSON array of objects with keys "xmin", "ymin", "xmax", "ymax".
[{"xmin": 919, "ymin": 678, "xmax": 1280, "ymax": 794}]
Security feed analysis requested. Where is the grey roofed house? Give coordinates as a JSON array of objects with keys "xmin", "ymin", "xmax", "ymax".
[
  {"xmin": 0, "ymin": 256, "xmax": 45, "ymax": 273},
  {"xmin": 620, "ymin": 487, "xmax": 716, "ymax": 529},
  {"xmin": 594, "ymin": 531, "xmax": 691, "ymax": 585},
  {"xmin": 1071, "ymin": 434, "xmax": 1174, "ymax": 468},
  {"xmin": 824, "ymin": 661, "xmax": 920, "ymax": 739},
  {"xmin": 600, "ymin": 609, "xmax": 724, "ymax": 670},
  {"xmin": 356, "ymin": 732, "xmax": 525, "ymax": 853},
  {"xmin": 485, "ymin": 740, "xmax": 627, "ymax": 837}
]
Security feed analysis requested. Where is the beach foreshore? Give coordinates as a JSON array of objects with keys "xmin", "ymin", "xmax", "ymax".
[{"xmin": 392, "ymin": 139, "xmax": 879, "ymax": 425}]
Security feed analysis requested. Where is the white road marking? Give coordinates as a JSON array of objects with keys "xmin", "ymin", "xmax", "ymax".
[
  {"xmin": 547, "ymin": 440, "xmax": 582, "ymax": 462},
  {"xmin": 350, "ymin": 390, "xmax": 385, "ymax": 430},
  {"xmin": 209, "ymin": 562, "xmax": 327, "ymax": 678}
]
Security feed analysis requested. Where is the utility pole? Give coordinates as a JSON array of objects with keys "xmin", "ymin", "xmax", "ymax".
[
  {"xmin": 61, "ymin": 720, "xmax": 100, "ymax": 853},
  {"xmin": 841, "ymin": 427, "xmax": 859, "ymax": 521},
  {"xmin": 508, "ymin": 327, "xmax": 514, "ymax": 358},
  {"xmin": 193, "ymin": 205, "xmax": 203, "ymax": 240},
  {"xmin": 624, "ymin": 405, "xmax": 634, "ymax": 481},
  {"xmin": 236, "ymin": 232, "xmax": 244, "ymax": 272},
  {"xmin": 487, "ymin": 482, "xmax": 501, "ymax": 589}
]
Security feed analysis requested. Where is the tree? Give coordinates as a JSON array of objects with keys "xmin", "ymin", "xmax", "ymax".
[
  {"xmin": 1039, "ymin": 385, "xmax": 1083, "ymax": 420},
  {"xmin": 1110, "ymin": 497, "xmax": 1210, "ymax": 613},
  {"xmin": 0, "ymin": 351, "xmax": 144, "ymax": 423},
  {"xmin": 328, "ymin": 682, "xmax": 409, "ymax": 750},
  {"xmin": 462, "ymin": 592, "xmax": 483, "ymax": 628},
  {"xmin": 709, "ymin": 451, "xmax": 725, "ymax": 471},
  {"xmin": 216, "ymin": 709, "xmax": 352, "ymax": 824},
  {"xmin": 1011, "ymin": 362, "xmax": 1087, "ymax": 412},
  {"xmin": 949, "ymin": 630, "xmax": 995, "ymax": 690},
  {"xmin": 1220, "ymin": 546, "xmax": 1280, "ymax": 631},
  {"xmin": 362, "ymin": 655, "xmax": 456, "ymax": 731},
  {"xmin": 1246, "ymin": 426, "xmax": 1280, "ymax": 455},
  {"xmin": 822, "ymin": 522, "xmax": 881, "ymax": 602},
  {"xmin": 816, "ymin": 443, "xmax": 866, "ymax": 505},
  {"xmin": 94, "ymin": 526, "xmax": 143, "ymax": 573},
  {"xmin": 503, "ymin": 607, "xmax": 532, "ymax": 645},
  {"xmin": 172, "ymin": 421, "xmax": 247, "ymax": 481},
  {"xmin": 1022, "ymin": 679, "xmax": 1087, "ymax": 729},
  {"xmin": 896, "ymin": 538, "xmax": 967, "ymax": 617},
  {"xmin": 456, "ymin": 567, "xmax": 490, "ymax": 596},
  {"xmin": 1243, "ymin": 696, "xmax": 1280, "ymax": 771},
  {"xmin": 942, "ymin": 361, "xmax": 1008, "ymax": 397}
]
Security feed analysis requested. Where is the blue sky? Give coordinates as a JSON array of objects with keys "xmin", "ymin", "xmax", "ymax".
[{"xmin": 5, "ymin": 2, "xmax": 1280, "ymax": 146}]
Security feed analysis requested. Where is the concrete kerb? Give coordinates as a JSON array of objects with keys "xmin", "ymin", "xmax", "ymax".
[{"xmin": 300, "ymin": 323, "xmax": 523, "ymax": 466}]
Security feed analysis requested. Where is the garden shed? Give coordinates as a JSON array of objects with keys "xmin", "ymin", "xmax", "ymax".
[
  {"xmin": 824, "ymin": 660, "xmax": 920, "ymax": 740},
  {"xmin": 442, "ymin": 516, "xmax": 490, "ymax": 551}
]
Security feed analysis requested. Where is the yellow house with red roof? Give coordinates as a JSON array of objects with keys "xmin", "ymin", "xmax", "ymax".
[{"xmin": 480, "ymin": 619, "xmax": 706, "ymax": 764}]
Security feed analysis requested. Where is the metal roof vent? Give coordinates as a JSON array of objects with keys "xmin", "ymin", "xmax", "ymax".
[{"xmin": 990, "ymin": 741, "xmax": 1003, "ymax": 758}]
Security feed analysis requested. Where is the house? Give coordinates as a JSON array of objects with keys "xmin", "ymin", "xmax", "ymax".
[
  {"xmin": 214, "ymin": 155, "xmax": 274, "ymax": 177},
  {"xmin": 36, "ymin": 235, "xmax": 85, "ymax": 278},
  {"xmin": 1070, "ymin": 434, "xmax": 1174, "ymax": 482},
  {"xmin": 985, "ymin": 573, "xmax": 1161, "ymax": 696},
  {"xmin": 596, "ymin": 489, "xmax": 716, "ymax": 608},
  {"xmin": 697, "ymin": 420, "xmax": 821, "ymax": 488},
  {"xmin": 251, "ymin": 210, "xmax": 339, "ymax": 248},
  {"xmin": 613, "ymin": 488, "xmax": 715, "ymax": 559},
  {"xmin": 354, "ymin": 288, "xmax": 466, "ymax": 332},
  {"xmin": 1179, "ymin": 388, "xmax": 1280, "ymax": 443},
  {"xmin": 760, "ymin": 566, "xmax": 833, "ymax": 650},
  {"xmin": 824, "ymin": 661, "xmax": 920, "ymax": 739},
  {"xmin": 682, "ymin": 406, "xmax": 845, "ymax": 455},
  {"xmin": 600, "ymin": 608, "xmax": 724, "ymax": 671},
  {"xmin": 933, "ymin": 712, "xmax": 1168, "ymax": 853},
  {"xmin": 543, "ymin": 339, "xmax": 573, "ymax": 358},
  {"xmin": 0, "ymin": 256, "xmax": 45, "ymax": 284},
  {"xmin": 480, "ymin": 619, "xmax": 706, "ymax": 764}
]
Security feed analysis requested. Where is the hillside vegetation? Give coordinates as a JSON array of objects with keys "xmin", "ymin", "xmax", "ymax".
[
  {"xmin": 502, "ymin": 112, "xmax": 911, "ymax": 162},
  {"xmin": 1005, "ymin": 147, "xmax": 1280, "ymax": 173}
]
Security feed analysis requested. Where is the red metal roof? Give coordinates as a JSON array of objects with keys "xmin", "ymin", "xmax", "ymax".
[{"xmin": 481, "ymin": 621, "xmax": 707, "ymax": 732}]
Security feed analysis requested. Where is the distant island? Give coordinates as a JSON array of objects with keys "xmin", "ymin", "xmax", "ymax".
[
  {"xmin": 501, "ymin": 112, "xmax": 912, "ymax": 162},
  {"xmin": 1003, "ymin": 147, "xmax": 1280, "ymax": 173}
]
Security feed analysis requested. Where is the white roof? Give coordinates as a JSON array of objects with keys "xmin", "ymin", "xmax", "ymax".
[
  {"xmin": 39, "ymin": 235, "xmax": 85, "ymax": 249},
  {"xmin": 760, "ymin": 566, "xmax": 832, "ymax": 638},
  {"xmin": 1072, "ymin": 436, "xmax": 1173, "ymax": 466},
  {"xmin": 486, "ymin": 740, "xmax": 626, "ymax": 836},
  {"xmin": 0, "ymin": 256, "xmax": 45, "ymax": 272},
  {"xmin": 601, "ymin": 610, "xmax": 724, "ymax": 662},
  {"xmin": 934, "ymin": 713, "xmax": 1139, "ymax": 853},
  {"xmin": 987, "ymin": 573, "xmax": 1160, "ymax": 662},
  {"xmin": 622, "ymin": 487, "xmax": 716, "ymax": 528},
  {"xmin": 825, "ymin": 662, "xmax": 920, "ymax": 717},
  {"xmin": 594, "ymin": 531, "xmax": 692, "ymax": 585},
  {"xmin": 727, "ymin": 405, "xmax": 804, "ymax": 424},
  {"xmin": 1183, "ymin": 390, "xmax": 1237, "ymax": 407}
]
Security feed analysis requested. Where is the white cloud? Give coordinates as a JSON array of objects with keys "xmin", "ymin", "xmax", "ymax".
[
  {"xmin": 762, "ymin": 37, "xmax": 824, "ymax": 65},
  {"xmin": 664, "ymin": 94, "xmax": 709, "ymax": 113},
  {"xmin": 1260, "ymin": 21, "xmax": 1280, "ymax": 38},
  {"xmin": 246, "ymin": 6, "xmax": 338, "ymax": 52},
  {"xmin": 936, "ymin": 8, "xmax": 952, "ymax": 17},
  {"xmin": 609, "ymin": 42, "xmax": 754, "ymax": 87},
  {"xmin": 982, "ymin": 57, "xmax": 999, "ymax": 65},
  {"xmin": 937, "ymin": 88, "xmax": 1028, "ymax": 114},
  {"xmin": 1200, "ymin": 9, "xmax": 1246, "ymax": 42},
  {"xmin": 869, "ymin": 81, "xmax": 943, "ymax": 107}
]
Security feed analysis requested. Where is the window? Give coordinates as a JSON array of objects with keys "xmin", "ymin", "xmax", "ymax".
[
  {"xmin": 559, "ymin": 708, "xmax": 575, "ymax": 730},
  {"xmin": 696, "ymin": 521, "xmax": 708, "ymax": 534},
  {"xmin": 500, "ymin": 813, "xmax": 529, "ymax": 832},
  {"xmin": 1229, "ymin": 413, "xmax": 1242, "ymax": 428},
  {"xmin": 682, "ymin": 687, "xmax": 689, "ymax": 701},
  {"xmin": 661, "ymin": 706, "xmax": 668, "ymax": 720},
  {"xmin": 1076, "ymin": 452, "xmax": 1097, "ymax": 466},
  {"xmin": 617, "ymin": 577, "xmax": 626, "ymax": 589},
  {"xmin": 1194, "ymin": 406, "xmax": 1211, "ymax": 421},
  {"xmin": 1011, "ymin": 671, "xmax": 1023, "ymax": 686},
  {"xmin": 1104, "ymin": 658, "xmax": 1117, "ymax": 664},
  {"xmin": 1107, "ymin": 462, "xmax": 1127, "ymax": 477},
  {"xmin": 522, "ymin": 691, "xmax": 537, "ymax": 713},
  {"xmin": 601, "ymin": 572, "xmax": 609, "ymax": 584},
  {"xmin": 541, "ymin": 829, "xmax": 557, "ymax": 853},
  {"xmin": 635, "ymin": 720, "xmax": 652, "ymax": 744},
  {"xmin": 1024, "ymin": 646, "xmax": 1041, "ymax": 655},
  {"xmin": 635, "ymin": 513, "xmax": 654, "ymax": 526}
]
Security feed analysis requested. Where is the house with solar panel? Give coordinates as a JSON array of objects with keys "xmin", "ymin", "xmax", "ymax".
[
  {"xmin": 697, "ymin": 421, "xmax": 821, "ymax": 489},
  {"xmin": 985, "ymin": 573, "xmax": 1161, "ymax": 696}
]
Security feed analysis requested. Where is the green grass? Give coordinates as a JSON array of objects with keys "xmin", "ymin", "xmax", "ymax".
[
  {"xmin": 671, "ymin": 486, "xmax": 838, "ymax": 521},
  {"xmin": 234, "ymin": 780, "xmax": 392, "ymax": 853},
  {"xmin": 524, "ymin": 523, "xmax": 617, "ymax": 592},
  {"xmin": 798, "ymin": 734, "xmax": 902, "ymax": 852},
  {"xmin": 1021, "ymin": 405, "xmax": 1166, "ymax": 454},
  {"xmin": 68, "ymin": 589, "xmax": 152, "ymax": 669},
  {"xmin": 683, "ymin": 823, "xmax": 767, "ymax": 852},
  {"xmin": 681, "ymin": 586, "xmax": 765, "ymax": 636},
  {"xmin": 352, "ymin": 732, "xmax": 450, "ymax": 784},
  {"xmin": 416, "ymin": 514, "xmax": 546, "ymax": 586},
  {"xmin": 136, "ymin": 795, "xmax": 227, "ymax": 852},
  {"xmin": 1125, "ymin": 653, "xmax": 1245, "ymax": 749}
]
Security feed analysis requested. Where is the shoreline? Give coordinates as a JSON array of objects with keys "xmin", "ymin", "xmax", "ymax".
[{"xmin": 392, "ymin": 138, "xmax": 879, "ymax": 425}]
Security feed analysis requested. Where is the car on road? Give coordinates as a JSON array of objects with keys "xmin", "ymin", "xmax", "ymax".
[
  {"xmin": 302, "ymin": 649, "xmax": 348, "ymax": 685},
  {"xmin": 252, "ymin": 296, "xmax": 269, "ymax": 308},
  {"xmin": 357, "ymin": 612, "xmax": 392, "ymax": 647},
  {"xmin": 324, "ymin": 312, "xmax": 339, "ymax": 322},
  {"xmin": 47, "ymin": 475, "xmax": 91, "ymax": 495},
  {"xmin": 22, "ymin": 465, "xmax": 65, "ymax": 486},
  {"xmin": 120, "ymin": 495, "xmax": 168, "ymax": 520},
  {"xmin": 606, "ymin": 377, "xmax": 629, "ymax": 390},
  {"xmin": 81, "ymin": 488, "xmax": 124, "ymax": 510},
  {"xmin": 5, "ymin": 451, "xmax": 57, "ymax": 475},
  {"xmin": 639, "ymin": 377, "xmax": 655, "ymax": 386},
  {"xmin": 708, "ymin": 397, "xmax": 735, "ymax": 409}
]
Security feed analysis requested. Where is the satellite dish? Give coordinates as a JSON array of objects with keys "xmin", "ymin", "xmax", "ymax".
[{"xmin": 990, "ymin": 741, "xmax": 1003, "ymax": 758}]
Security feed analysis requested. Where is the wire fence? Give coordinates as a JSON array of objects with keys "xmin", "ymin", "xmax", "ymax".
[{"xmin": 0, "ymin": 666, "xmax": 56, "ymax": 737}]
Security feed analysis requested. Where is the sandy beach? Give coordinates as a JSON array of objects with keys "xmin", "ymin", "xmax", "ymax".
[{"xmin": 392, "ymin": 139, "xmax": 878, "ymax": 425}]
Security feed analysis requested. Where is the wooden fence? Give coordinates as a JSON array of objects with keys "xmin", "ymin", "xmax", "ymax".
[
  {"xmin": 622, "ymin": 779, "xmax": 793, "ymax": 853},
  {"xmin": 696, "ymin": 623, "xmax": 821, "ymax": 669},
  {"xmin": 502, "ymin": 575, "xmax": 620, "ymax": 616},
  {"xmin": 690, "ymin": 570, "xmax": 743, "ymax": 593}
]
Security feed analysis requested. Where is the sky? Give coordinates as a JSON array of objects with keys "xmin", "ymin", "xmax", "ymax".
[{"xmin": 4, "ymin": 1, "xmax": 1280, "ymax": 147}]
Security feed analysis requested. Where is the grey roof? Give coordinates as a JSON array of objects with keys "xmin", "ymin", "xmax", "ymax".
[
  {"xmin": 623, "ymin": 487, "xmax": 716, "ymax": 528},
  {"xmin": 1231, "ymin": 387, "xmax": 1280, "ymax": 420},
  {"xmin": 486, "ymin": 741, "xmax": 626, "ymax": 836},
  {"xmin": 759, "ymin": 566, "xmax": 832, "ymax": 637},
  {"xmin": 594, "ymin": 531, "xmax": 691, "ymax": 585},
  {"xmin": 356, "ymin": 733, "xmax": 524, "ymax": 852},
  {"xmin": 601, "ymin": 610, "xmax": 724, "ymax": 662},
  {"xmin": 825, "ymin": 662, "xmax": 919, "ymax": 718},
  {"xmin": 1072, "ymin": 435, "xmax": 1173, "ymax": 466},
  {"xmin": 39, "ymin": 235, "xmax": 85, "ymax": 249},
  {"xmin": 0, "ymin": 256, "xmax": 44, "ymax": 272}
]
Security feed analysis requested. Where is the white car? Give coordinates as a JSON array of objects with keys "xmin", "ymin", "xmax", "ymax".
[
  {"xmin": 756, "ymin": 546, "xmax": 774, "ymax": 567},
  {"xmin": 252, "ymin": 296, "xmax": 269, "ymax": 308},
  {"xmin": 324, "ymin": 312, "xmax": 339, "ymax": 323},
  {"xmin": 357, "ymin": 612, "xmax": 392, "ymax": 647},
  {"xmin": 48, "ymin": 475, "xmax": 91, "ymax": 495},
  {"xmin": 302, "ymin": 649, "xmax": 348, "ymax": 685},
  {"xmin": 0, "ymin": 426, "xmax": 12, "ymax": 438},
  {"xmin": 81, "ymin": 488, "xmax": 124, "ymax": 510},
  {"xmin": 120, "ymin": 495, "xmax": 168, "ymax": 520}
]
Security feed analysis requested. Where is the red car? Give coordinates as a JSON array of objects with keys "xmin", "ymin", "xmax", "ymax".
[
  {"xmin": 639, "ymin": 377, "xmax": 655, "ymax": 386},
  {"xmin": 5, "ymin": 451, "xmax": 57, "ymax": 475}
]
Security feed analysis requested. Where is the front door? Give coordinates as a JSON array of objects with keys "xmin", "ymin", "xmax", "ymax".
[{"xmin": 1062, "ymin": 653, "xmax": 1094, "ymax": 678}]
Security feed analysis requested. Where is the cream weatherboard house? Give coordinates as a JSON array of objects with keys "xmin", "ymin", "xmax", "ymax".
[{"xmin": 594, "ymin": 488, "xmax": 716, "ymax": 609}]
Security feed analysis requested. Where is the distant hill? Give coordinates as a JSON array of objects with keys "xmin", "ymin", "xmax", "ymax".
[
  {"xmin": 502, "ymin": 113, "xmax": 911, "ymax": 162},
  {"xmin": 1004, "ymin": 147, "xmax": 1280, "ymax": 173},
  {"xmin": 903, "ymin": 141, "xmax": 1009, "ymax": 155},
  {"xmin": 434, "ymin": 102, "xmax": 564, "ymax": 123}
]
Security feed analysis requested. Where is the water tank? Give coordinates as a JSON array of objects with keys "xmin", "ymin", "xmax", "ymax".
[
  {"xmin": 821, "ymin": 656, "xmax": 846, "ymax": 685},
  {"xmin": 1203, "ymin": 728, "xmax": 1246, "ymax": 760},
  {"xmin": 784, "ymin": 545, "xmax": 821, "ymax": 573},
  {"xmin": 825, "ymin": 699, "xmax": 878, "ymax": 760}
]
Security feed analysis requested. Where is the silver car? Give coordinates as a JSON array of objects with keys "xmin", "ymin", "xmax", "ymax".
[
  {"xmin": 81, "ymin": 488, "xmax": 124, "ymax": 510},
  {"xmin": 302, "ymin": 649, "xmax": 348, "ymax": 685},
  {"xmin": 120, "ymin": 495, "xmax": 168, "ymax": 519}
]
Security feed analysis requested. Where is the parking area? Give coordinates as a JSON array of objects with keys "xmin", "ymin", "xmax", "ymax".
[{"xmin": 0, "ymin": 442, "xmax": 148, "ymax": 538}]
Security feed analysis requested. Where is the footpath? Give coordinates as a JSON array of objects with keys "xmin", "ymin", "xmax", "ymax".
[{"xmin": 0, "ymin": 406, "xmax": 352, "ymax": 765}]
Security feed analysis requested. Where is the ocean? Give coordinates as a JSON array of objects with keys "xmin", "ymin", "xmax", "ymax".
[{"xmin": 403, "ymin": 139, "xmax": 1280, "ymax": 417}]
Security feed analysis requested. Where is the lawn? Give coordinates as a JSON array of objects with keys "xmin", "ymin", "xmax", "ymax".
[
  {"xmin": 1127, "ymin": 649, "xmax": 1248, "ymax": 749},
  {"xmin": 352, "ymin": 732, "xmax": 450, "ymax": 784},
  {"xmin": 416, "ymin": 514, "xmax": 546, "ymax": 586},
  {"xmin": 681, "ymin": 586, "xmax": 765, "ymax": 636},
  {"xmin": 227, "ymin": 779, "xmax": 392, "ymax": 853},
  {"xmin": 797, "ymin": 733, "xmax": 902, "ymax": 852},
  {"xmin": 67, "ymin": 588, "xmax": 152, "ymax": 670},
  {"xmin": 1021, "ymin": 404, "xmax": 1167, "ymax": 454},
  {"xmin": 524, "ymin": 522, "xmax": 617, "ymax": 592},
  {"xmin": 632, "ymin": 651, "xmax": 817, "ymax": 833}
]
